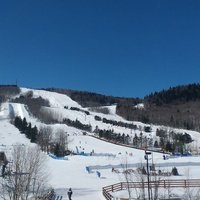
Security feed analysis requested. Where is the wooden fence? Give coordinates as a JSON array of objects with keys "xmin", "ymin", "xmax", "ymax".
[{"xmin": 102, "ymin": 179, "xmax": 200, "ymax": 200}]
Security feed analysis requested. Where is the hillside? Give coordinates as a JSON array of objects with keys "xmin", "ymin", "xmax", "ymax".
[
  {"xmin": 117, "ymin": 83, "xmax": 200, "ymax": 131},
  {"xmin": 0, "ymin": 86, "xmax": 198, "ymax": 155},
  {"xmin": 44, "ymin": 87, "xmax": 141, "ymax": 107},
  {"xmin": 1, "ymin": 83, "xmax": 200, "ymax": 131},
  {"xmin": 1, "ymin": 86, "xmax": 200, "ymax": 199},
  {"xmin": 44, "ymin": 84, "xmax": 200, "ymax": 132},
  {"xmin": 145, "ymin": 83, "xmax": 200, "ymax": 105}
]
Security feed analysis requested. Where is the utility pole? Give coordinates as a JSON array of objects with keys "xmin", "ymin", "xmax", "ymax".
[{"xmin": 145, "ymin": 151, "xmax": 151, "ymax": 200}]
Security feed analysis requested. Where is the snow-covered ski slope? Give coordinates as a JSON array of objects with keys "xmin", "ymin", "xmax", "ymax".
[
  {"xmin": 11, "ymin": 88, "xmax": 200, "ymax": 145},
  {"xmin": 1, "ymin": 88, "xmax": 200, "ymax": 199}
]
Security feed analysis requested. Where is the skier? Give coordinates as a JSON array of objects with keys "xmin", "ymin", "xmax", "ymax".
[{"xmin": 67, "ymin": 188, "xmax": 73, "ymax": 200}]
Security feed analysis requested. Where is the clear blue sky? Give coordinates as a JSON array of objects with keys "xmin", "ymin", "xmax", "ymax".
[{"xmin": 0, "ymin": 0, "xmax": 200, "ymax": 98}]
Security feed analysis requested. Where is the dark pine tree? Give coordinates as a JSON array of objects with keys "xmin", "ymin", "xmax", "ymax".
[
  {"xmin": 22, "ymin": 117, "xmax": 28, "ymax": 133},
  {"xmin": 14, "ymin": 116, "xmax": 23, "ymax": 131},
  {"xmin": 30, "ymin": 126, "xmax": 38, "ymax": 143}
]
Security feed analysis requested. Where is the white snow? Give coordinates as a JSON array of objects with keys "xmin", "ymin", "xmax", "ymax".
[
  {"xmin": 0, "ymin": 88, "xmax": 200, "ymax": 199},
  {"xmin": 20, "ymin": 88, "xmax": 81, "ymax": 108},
  {"xmin": 134, "ymin": 103, "xmax": 144, "ymax": 109}
]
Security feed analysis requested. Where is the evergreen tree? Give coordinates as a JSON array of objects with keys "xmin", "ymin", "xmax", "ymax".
[
  {"xmin": 133, "ymin": 134, "xmax": 138, "ymax": 147},
  {"xmin": 165, "ymin": 141, "xmax": 173, "ymax": 152},
  {"xmin": 14, "ymin": 116, "xmax": 23, "ymax": 131},
  {"xmin": 22, "ymin": 117, "xmax": 28, "ymax": 133},
  {"xmin": 171, "ymin": 167, "xmax": 179, "ymax": 176},
  {"xmin": 154, "ymin": 140, "xmax": 159, "ymax": 148},
  {"xmin": 26, "ymin": 123, "xmax": 32, "ymax": 139},
  {"xmin": 54, "ymin": 143, "xmax": 60, "ymax": 157},
  {"xmin": 142, "ymin": 166, "xmax": 147, "ymax": 175},
  {"xmin": 159, "ymin": 137, "xmax": 165, "ymax": 149},
  {"xmin": 30, "ymin": 126, "xmax": 38, "ymax": 143}
]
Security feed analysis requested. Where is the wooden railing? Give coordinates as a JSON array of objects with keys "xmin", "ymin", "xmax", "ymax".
[{"xmin": 102, "ymin": 179, "xmax": 200, "ymax": 200}]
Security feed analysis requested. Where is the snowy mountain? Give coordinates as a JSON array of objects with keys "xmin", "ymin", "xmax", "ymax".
[{"xmin": 1, "ymin": 87, "xmax": 200, "ymax": 199}]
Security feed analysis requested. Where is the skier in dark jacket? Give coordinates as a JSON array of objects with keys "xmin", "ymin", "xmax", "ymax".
[{"xmin": 67, "ymin": 188, "xmax": 73, "ymax": 200}]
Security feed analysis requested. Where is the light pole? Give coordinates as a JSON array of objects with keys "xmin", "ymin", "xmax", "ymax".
[{"xmin": 144, "ymin": 151, "xmax": 151, "ymax": 200}]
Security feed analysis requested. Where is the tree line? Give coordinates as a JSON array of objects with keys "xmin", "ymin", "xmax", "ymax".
[
  {"xmin": 0, "ymin": 85, "xmax": 20, "ymax": 105},
  {"xmin": 13, "ymin": 116, "xmax": 71, "ymax": 157},
  {"xmin": 145, "ymin": 83, "xmax": 200, "ymax": 106},
  {"xmin": 94, "ymin": 125, "xmax": 193, "ymax": 154},
  {"xmin": 63, "ymin": 118, "xmax": 92, "ymax": 132},
  {"xmin": 155, "ymin": 128, "xmax": 193, "ymax": 154},
  {"xmin": 94, "ymin": 127, "xmax": 131, "ymax": 145},
  {"xmin": 14, "ymin": 116, "xmax": 38, "ymax": 143}
]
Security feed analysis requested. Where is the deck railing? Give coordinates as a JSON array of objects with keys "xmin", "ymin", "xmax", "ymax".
[{"xmin": 102, "ymin": 179, "xmax": 200, "ymax": 200}]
